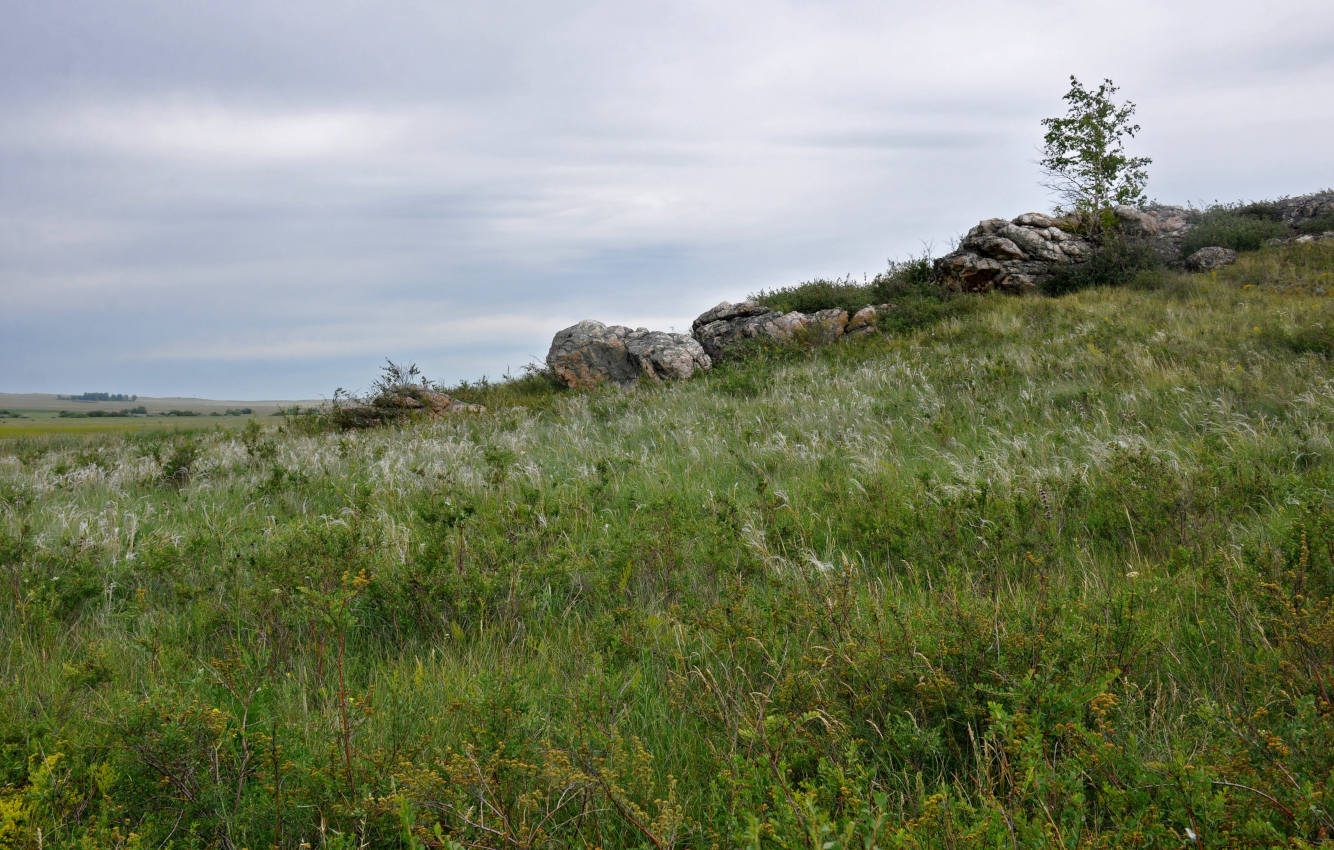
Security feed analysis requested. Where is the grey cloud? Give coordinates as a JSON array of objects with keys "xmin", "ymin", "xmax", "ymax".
[
  {"xmin": 3, "ymin": 0, "xmax": 1334, "ymax": 398},
  {"xmin": 781, "ymin": 130, "xmax": 994, "ymax": 151}
]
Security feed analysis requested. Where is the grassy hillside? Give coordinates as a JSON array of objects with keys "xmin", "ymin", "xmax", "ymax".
[{"xmin": 2, "ymin": 242, "xmax": 1333, "ymax": 847}]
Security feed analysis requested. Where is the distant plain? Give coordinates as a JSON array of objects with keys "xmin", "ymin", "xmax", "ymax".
[{"xmin": 0, "ymin": 393, "xmax": 321, "ymax": 438}]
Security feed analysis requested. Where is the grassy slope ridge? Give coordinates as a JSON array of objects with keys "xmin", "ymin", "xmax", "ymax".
[{"xmin": 1, "ymin": 243, "xmax": 1334, "ymax": 847}]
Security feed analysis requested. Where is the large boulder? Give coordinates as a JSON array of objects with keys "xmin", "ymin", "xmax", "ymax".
[
  {"xmin": 546, "ymin": 320, "xmax": 710, "ymax": 388},
  {"xmin": 691, "ymin": 301, "xmax": 849, "ymax": 361},
  {"xmin": 1185, "ymin": 246, "xmax": 1238, "ymax": 272},
  {"xmin": 624, "ymin": 328, "xmax": 713, "ymax": 382},
  {"xmin": 845, "ymin": 303, "xmax": 895, "ymax": 335}
]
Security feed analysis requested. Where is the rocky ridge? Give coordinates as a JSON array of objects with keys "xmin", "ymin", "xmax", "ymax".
[{"xmin": 544, "ymin": 190, "xmax": 1333, "ymax": 388}]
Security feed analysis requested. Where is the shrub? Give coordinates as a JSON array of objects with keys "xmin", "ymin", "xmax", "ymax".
[
  {"xmin": 871, "ymin": 253, "xmax": 935, "ymax": 297},
  {"xmin": 442, "ymin": 363, "xmax": 566, "ymax": 411},
  {"xmin": 159, "ymin": 438, "xmax": 200, "ymax": 485},
  {"xmin": 751, "ymin": 274, "xmax": 880, "ymax": 315},
  {"xmin": 1040, "ymin": 232, "xmax": 1164, "ymax": 296},
  {"xmin": 327, "ymin": 360, "xmax": 443, "ymax": 430},
  {"xmin": 1297, "ymin": 213, "xmax": 1334, "ymax": 235},
  {"xmin": 752, "ymin": 253, "xmax": 936, "ymax": 315},
  {"xmin": 1182, "ymin": 207, "xmax": 1290, "ymax": 254}
]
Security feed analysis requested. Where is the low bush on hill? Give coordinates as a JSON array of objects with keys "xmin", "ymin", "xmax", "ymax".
[
  {"xmin": 752, "ymin": 254, "xmax": 934, "ymax": 314},
  {"xmin": 1040, "ymin": 231, "xmax": 1167, "ymax": 296},
  {"xmin": 1182, "ymin": 206, "xmax": 1290, "ymax": 254}
]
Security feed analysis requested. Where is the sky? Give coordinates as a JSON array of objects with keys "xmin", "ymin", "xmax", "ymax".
[{"xmin": 2, "ymin": 0, "xmax": 1332, "ymax": 400}]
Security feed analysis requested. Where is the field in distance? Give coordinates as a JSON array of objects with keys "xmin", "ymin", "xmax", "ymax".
[{"xmin": 0, "ymin": 392, "xmax": 322, "ymax": 438}]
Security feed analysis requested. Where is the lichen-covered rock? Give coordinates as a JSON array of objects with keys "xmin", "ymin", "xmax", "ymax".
[
  {"xmin": 1112, "ymin": 205, "xmax": 1194, "ymax": 245},
  {"xmin": 546, "ymin": 320, "xmax": 709, "ymax": 388},
  {"xmin": 1268, "ymin": 191, "xmax": 1334, "ymax": 229},
  {"xmin": 1185, "ymin": 246, "xmax": 1238, "ymax": 272},
  {"xmin": 546, "ymin": 320, "xmax": 639, "ymax": 387},
  {"xmin": 933, "ymin": 214, "xmax": 1095, "ymax": 293},
  {"xmin": 802, "ymin": 308, "xmax": 849, "ymax": 343},
  {"xmin": 623, "ymin": 328, "xmax": 712, "ymax": 382},
  {"xmin": 691, "ymin": 301, "xmax": 851, "ymax": 360},
  {"xmin": 845, "ymin": 304, "xmax": 888, "ymax": 335},
  {"xmin": 691, "ymin": 301, "xmax": 784, "ymax": 361},
  {"xmin": 692, "ymin": 300, "xmax": 775, "ymax": 327},
  {"xmin": 934, "ymin": 206, "xmax": 1200, "ymax": 293}
]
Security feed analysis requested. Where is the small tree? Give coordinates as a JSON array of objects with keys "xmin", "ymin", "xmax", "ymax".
[{"xmin": 1040, "ymin": 76, "xmax": 1151, "ymax": 218}]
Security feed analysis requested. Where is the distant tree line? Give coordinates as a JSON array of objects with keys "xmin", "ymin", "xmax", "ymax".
[
  {"xmin": 59, "ymin": 406, "xmax": 149, "ymax": 418},
  {"xmin": 54, "ymin": 406, "xmax": 255, "ymax": 419},
  {"xmin": 58, "ymin": 392, "xmax": 138, "ymax": 402}
]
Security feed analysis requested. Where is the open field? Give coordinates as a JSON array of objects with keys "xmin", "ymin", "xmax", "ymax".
[
  {"xmin": 0, "ymin": 395, "xmax": 323, "ymax": 440},
  {"xmin": 0, "ymin": 410, "xmax": 267, "ymax": 440},
  {"xmin": 1, "ymin": 242, "xmax": 1333, "ymax": 847},
  {"xmin": 0, "ymin": 393, "xmax": 320, "ymax": 415}
]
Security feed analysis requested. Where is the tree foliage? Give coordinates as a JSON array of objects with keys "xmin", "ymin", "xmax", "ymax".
[{"xmin": 1041, "ymin": 76, "xmax": 1151, "ymax": 215}]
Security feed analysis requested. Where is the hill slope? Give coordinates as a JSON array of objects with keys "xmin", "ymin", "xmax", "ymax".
[{"xmin": 2, "ymin": 242, "xmax": 1333, "ymax": 846}]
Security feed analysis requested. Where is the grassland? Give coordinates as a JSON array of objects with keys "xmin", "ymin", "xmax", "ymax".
[
  {"xmin": 1, "ymin": 242, "xmax": 1333, "ymax": 847},
  {"xmin": 0, "ymin": 395, "xmax": 322, "ymax": 441}
]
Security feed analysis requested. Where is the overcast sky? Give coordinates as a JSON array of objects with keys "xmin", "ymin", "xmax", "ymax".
[{"xmin": 3, "ymin": 0, "xmax": 1332, "ymax": 399}]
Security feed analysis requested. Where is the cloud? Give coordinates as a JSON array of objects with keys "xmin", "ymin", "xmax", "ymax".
[
  {"xmin": 2, "ymin": 0, "xmax": 1333, "ymax": 397},
  {"xmin": 7, "ymin": 99, "xmax": 415, "ymax": 163},
  {"xmin": 130, "ymin": 313, "xmax": 563, "ymax": 362}
]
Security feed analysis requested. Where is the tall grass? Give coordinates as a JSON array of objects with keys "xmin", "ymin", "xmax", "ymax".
[{"xmin": 1, "ymin": 242, "xmax": 1333, "ymax": 846}]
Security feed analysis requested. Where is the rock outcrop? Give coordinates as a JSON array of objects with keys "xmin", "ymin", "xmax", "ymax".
[
  {"xmin": 933, "ymin": 206, "xmax": 1201, "ymax": 293},
  {"xmin": 1268, "ymin": 191, "xmax": 1334, "ymax": 229},
  {"xmin": 932, "ymin": 213, "xmax": 1094, "ymax": 293},
  {"xmin": 332, "ymin": 386, "xmax": 483, "ymax": 429},
  {"xmin": 1185, "ymin": 246, "xmax": 1238, "ymax": 272},
  {"xmin": 1113, "ymin": 204, "xmax": 1195, "ymax": 245},
  {"xmin": 691, "ymin": 301, "xmax": 849, "ymax": 361},
  {"xmin": 546, "ymin": 320, "xmax": 710, "ymax": 388},
  {"xmin": 545, "ymin": 189, "xmax": 1330, "ymax": 394}
]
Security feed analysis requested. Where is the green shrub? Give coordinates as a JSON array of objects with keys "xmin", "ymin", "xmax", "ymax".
[
  {"xmin": 1040, "ymin": 233, "xmax": 1164, "ymax": 296},
  {"xmin": 1297, "ymin": 213, "xmax": 1334, "ymax": 235},
  {"xmin": 442, "ymin": 363, "xmax": 565, "ymax": 410},
  {"xmin": 159, "ymin": 438, "xmax": 200, "ymax": 485},
  {"xmin": 1182, "ymin": 207, "xmax": 1289, "ymax": 254},
  {"xmin": 753, "ymin": 254, "xmax": 935, "ymax": 315},
  {"xmin": 751, "ymin": 274, "xmax": 879, "ymax": 314}
]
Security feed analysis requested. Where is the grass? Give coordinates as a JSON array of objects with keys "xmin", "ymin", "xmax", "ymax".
[{"xmin": 1, "ymin": 241, "xmax": 1334, "ymax": 847}]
